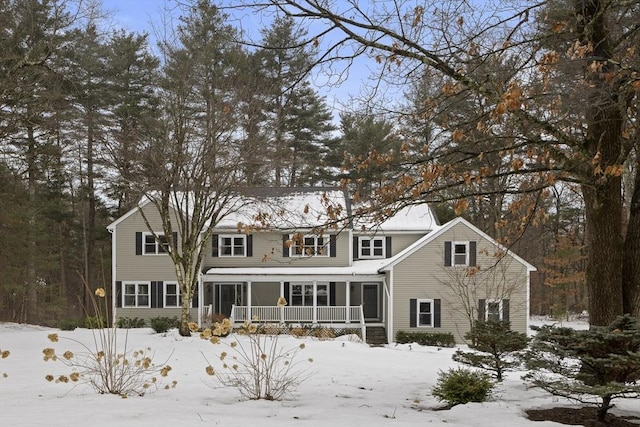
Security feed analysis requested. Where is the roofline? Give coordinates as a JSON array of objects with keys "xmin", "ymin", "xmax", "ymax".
[
  {"xmin": 379, "ymin": 217, "xmax": 537, "ymax": 272},
  {"xmin": 106, "ymin": 197, "xmax": 153, "ymax": 231}
]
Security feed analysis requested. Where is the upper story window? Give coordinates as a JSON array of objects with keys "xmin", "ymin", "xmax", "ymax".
[
  {"xmin": 444, "ymin": 240, "xmax": 476, "ymax": 267},
  {"xmin": 290, "ymin": 234, "xmax": 329, "ymax": 257},
  {"xmin": 144, "ymin": 232, "xmax": 169, "ymax": 255},
  {"xmin": 359, "ymin": 236, "xmax": 385, "ymax": 258},
  {"xmin": 453, "ymin": 242, "xmax": 469, "ymax": 265},
  {"xmin": 219, "ymin": 235, "xmax": 246, "ymax": 257}
]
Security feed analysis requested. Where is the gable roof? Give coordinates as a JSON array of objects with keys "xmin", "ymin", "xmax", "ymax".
[
  {"xmin": 378, "ymin": 217, "xmax": 537, "ymax": 272},
  {"xmin": 353, "ymin": 203, "xmax": 440, "ymax": 233}
]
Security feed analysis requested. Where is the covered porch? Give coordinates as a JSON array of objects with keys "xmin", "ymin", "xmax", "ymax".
[{"xmin": 199, "ymin": 263, "xmax": 389, "ymax": 341}]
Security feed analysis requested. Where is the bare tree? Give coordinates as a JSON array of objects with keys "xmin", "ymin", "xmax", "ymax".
[{"xmin": 263, "ymin": 0, "xmax": 640, "ymax": 324}]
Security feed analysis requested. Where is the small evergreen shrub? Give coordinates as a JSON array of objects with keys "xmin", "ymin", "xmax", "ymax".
[
  {"xmin": 453, "ymin": 320, "xmax": 528, "ymax": 381},
  {"xmin": 395, "ymin": 331, "xmax": 456, "ymax": 347},
  {"xmin": 59, "ymin": 319, "xmax": 81, "ymax": 331},
  {"xmin": 82, "ymin": 315, "xmax": 105, "ymax": 329},
  {"xmin": 150, "ymin": 317, "xmax": 178, "ymax": 333},
  {"xmin": 432, "ymin": 368, "xmax": 494, "ymax": 406},
  {"xmin": 116, "ymin": 317, "xmax": 147, "ymax": 329}
]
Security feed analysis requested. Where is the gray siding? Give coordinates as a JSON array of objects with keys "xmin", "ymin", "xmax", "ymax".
[
  {"xmin": 203, "ymin": 229, "xmax": 351, "ymax": 269},
  {"xmin": 392, "ymin": 222, "xmax": 529, "ymax": 342}
]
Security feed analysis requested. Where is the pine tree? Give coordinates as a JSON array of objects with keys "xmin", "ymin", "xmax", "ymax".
[
  {"xmin": 453, "ymin": 320, "xmax": 528, "ymax": 381},
  {"xmin": 524, "ymin": 316, "xmax": 640, "ymax": 422}
]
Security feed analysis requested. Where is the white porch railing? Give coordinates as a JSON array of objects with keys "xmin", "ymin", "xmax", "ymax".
[{"xmin": 230, "ymin": 305, "xmax": 366, "ymax": 341}]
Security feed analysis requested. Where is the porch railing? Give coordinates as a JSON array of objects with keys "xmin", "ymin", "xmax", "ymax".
[{"xmin": 229, "ymin": 305, "xmax": 366, "ymax": 341}]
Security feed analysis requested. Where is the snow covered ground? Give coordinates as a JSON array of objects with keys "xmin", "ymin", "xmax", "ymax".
[{"xmin": 0, "ymin": 318, "xmax": 637, "ymax": 426}]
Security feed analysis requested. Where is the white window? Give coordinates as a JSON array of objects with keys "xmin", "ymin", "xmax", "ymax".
[
  {"xmin": 417, "ymin": 298, "xmax": 434, "ymax": 327},
  {"xmin": 359, "ymin": 236, "xmax": 385, "ymax": 258},
  {"xmin": 290, "ymin": 282, "xmax": 329, "ymax": 306},
  {"xmin": 486, "ymin": 300, "xmax": 502, "ymax": 321},
  {"xmin": 218, "ymin": 235, "xmax": 246, "ymax": 257},
  {"xmin": 123, "ymin": 282, "xmax": 150, "ymax": 307},
  {"xmin": 290, "ymin": 234, "xmax": 329, "ymax": 257},
  {"xmin": 453, "ymin": 242, "xmax": 469, "ymax": 266},
  {"xmin": 164, "ymin": 282, "xmax": 181, "ymax": 308},
  {"xmin": 143, "ymin": 232, "xmax": 169, "ymax": 255}
]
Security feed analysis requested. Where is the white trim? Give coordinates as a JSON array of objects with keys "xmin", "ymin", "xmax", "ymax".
[
  {"xmin": 289, "ymin": 234, "xmax": 330, "ymax": 257},
  {"xmin": 217, "ymin": 234, "xmax": 247, "ymax": 257},
  {"xmin": 452, "ymin": 241, "xmax": 470, "ymax": 266},
  {"xmin": 163, "ymin": 281, "xmax": 180, "ymax": 308},
  {"xmin": 106, "ymin": 197, "xmax": 153, "ymax": 231},
  {"xmin": 122, "ymin": 281, "xmax": 151, "ymax": 308},
  {"xmin": 484, "ymin": 299, "xmax": 504, "ymax": 321},
  {"xmin": 358, "ymin": 236, "xmax": 386, "ymax": 259},
  {"xmin": 142, "ymin": 232, "xmax": 169, "ymax": 255},
  {"xmin": 387, "ymin": 271, "xmax": 394, "ymax": 344},
  {"xmin": 109, "ymin": 227, "xmax": 116, "ymax": 326},
  {"xmin": 416, "ymin": 298, "xmax": 435, "ymax": 327}
]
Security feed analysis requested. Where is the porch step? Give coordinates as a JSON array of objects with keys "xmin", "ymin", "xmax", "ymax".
[{"xmin": 366, "ymin": 326, "xmax": 388, "ymax": 346}]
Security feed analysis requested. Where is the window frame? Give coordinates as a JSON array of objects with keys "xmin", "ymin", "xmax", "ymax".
[
  {"xmin": 142, "ymin": 232, "xmax": 169, "ymax": 255},
  {"xmin": 485, "ymin": 299, "xmax": 503, "ymax": 321},
  {"xmin": 416, "ymin": 298, "xmax": 434, "ymax": 327},
  {"xmin": 218, "ymin": 234, "xmax": 247, "ymax": 257},
  {"xmin": 452, "ymin": 241, "xmax": 469, "ymax": 266},
  {"xmin": 163, "ymin": 281, "xmax": 181, "ymax": 308},
  {"xmin": 123, "ymin": 281, "xmax": 150, "ymax": 308},
  {"xmin": 289, "ymin": 282, "xmax": 330, "ymax": 306},
  {"xmin": 289, "ymin": 234, "xmax": 330, "ymax": 257},
  {"xmin": 358, "ymin": 236, "xmax": 385, "ymax": 259}
]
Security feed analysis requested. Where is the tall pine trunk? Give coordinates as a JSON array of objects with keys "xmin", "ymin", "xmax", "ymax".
[{"xmin": 622, "ymin": 156, "xmax": 640, "ymax": 316}]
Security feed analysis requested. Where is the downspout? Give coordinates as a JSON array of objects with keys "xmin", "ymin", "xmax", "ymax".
[{"xmin": 108, "ymin": 227, "xmax": 116, "ymax": 327}]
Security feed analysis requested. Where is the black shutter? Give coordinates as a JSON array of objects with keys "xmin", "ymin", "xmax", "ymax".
[
  {"xmin": 469, "ymin": 241, "xmax": 477, "ymax": 266},
  {"xmin": 410, "ymin": 299, "xmax": 417, "ymax": 327},
  {"xmin": 330, "ymin": 235, "xmax": 337, "ymax": 257},
  {"xmin": 192, "ymin": 283, "xmax": 199, "ymax": 307},
  {"xmin": 385, "ymin": 236, "xmax": 392, "ymax": 258},
  {"xmin": 135, "ymin": 232, "xmax": 142, "ymax": 255},
  {"xmin": 212, "ymin": 234, "xmax": 219, "ymax": 257},
  {"xmin": 151, "ymin": 281, "xmax": 164, "ymax": 308},
  {"xmin": 353, "ymin": 236, "xmax": 359, "ymax": 260},
  {"xmin": 115, "ymin": 281, "xmax": 122, "ymax": 308},
  {"xmin": 283, "ymin": 235, "xmax": 289, "ymax": 257},
  {"xmin": 502, "ymin": 299, "xmax": 510, "ymax": 322},
  {"xmin": 151, "ymin": 281, "xmax": 158, "ymax": 308},
  {"xmin": 444, "ymin": 241, "xmax": 452, "ymax": 266},
  {"xmin": 478, "ymin": 299, "xmax": 486, "ymax": 320},
  {"xmin": 434, "ymin": 299, "xmax": 441, "ymax": 328},
  {"xmin": 247, "ymin": 235, "xmax": 253, "ymax": 257},
  {"xmin": 284, "ymin": 282, "xmax": 290, "ymax": 303},
  {"xmin": 329, "ymin": 282, "xmax": 336, "ymax": 306}
]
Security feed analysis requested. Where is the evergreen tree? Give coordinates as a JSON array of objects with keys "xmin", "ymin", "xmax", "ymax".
[
  {"xmin": 452, "ymin": 320, "xmax": 528, "ymax": 381},
  {"xmin": 524, "ymin": 316, "xmax": 640, "ymax": 422}
]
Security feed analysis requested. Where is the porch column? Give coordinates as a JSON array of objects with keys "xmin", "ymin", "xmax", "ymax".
[
  {"xmin": 312, "ymin": 280, "xmax": 317, "ymax": 323},
  {"xmin": 345, "ymin": 281, "xmax": 351, "ymax": 323},
  {"xmin": 280, "ymin": 281, "xmax": 285, "ymax": 324},
  {"xmin": 247, "ymin": 281, "xmax": 252, "ymax": 321}
]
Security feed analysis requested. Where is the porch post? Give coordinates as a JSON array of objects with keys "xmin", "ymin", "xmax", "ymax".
[
  {"xmin": 280, "ymin": 281, "xmax": 285, "ymax": 324},
  {"xmin": 345, "ymin": 281, "xmax": 351, "ymax": 323},
  {"xmin": 247, "ymin": 281, "xmax": 252, "ymax": 321},
  {"xmin": 312, "ymin": 280, "xmax": 317, "ymax": 323}
]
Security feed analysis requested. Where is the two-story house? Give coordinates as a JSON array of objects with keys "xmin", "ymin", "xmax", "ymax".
[{"xmin": 107, "ymin": 187, "xmax": 535, "ymax": 344}]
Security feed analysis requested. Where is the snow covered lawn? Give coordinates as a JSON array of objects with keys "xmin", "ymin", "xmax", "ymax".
[{"xmin": 0, "ymin": 319, "xmax": 637, "ymax": 426}]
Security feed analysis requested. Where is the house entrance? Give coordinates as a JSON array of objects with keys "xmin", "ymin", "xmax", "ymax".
[
  {"xmin": 216, "ymin": 283, "xmax": 244, "ymax": 317},
  {"xmin": 362, "ymin": 283, "xmax": 380, "ymax": 320}
]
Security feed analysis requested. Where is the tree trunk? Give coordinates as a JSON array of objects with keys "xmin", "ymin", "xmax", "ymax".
[
  {"xmin": 622, "ymin": 157, "xmax": 640, "ymax": 316},
  {"xmin": 26, "ymin": 125, "xmax": 38, "ymax": 324}
]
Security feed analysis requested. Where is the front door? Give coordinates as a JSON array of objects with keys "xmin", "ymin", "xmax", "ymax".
[
  {"xmin": 217, "ymin": 284, "xmax": 243, "ymax": 316},
  {"xmin": 362, "ymin": 283, "xmax": 380, "ymax": 320}
]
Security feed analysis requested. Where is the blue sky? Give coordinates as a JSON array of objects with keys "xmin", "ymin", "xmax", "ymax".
[{"xmin": 100, "ymin": 0, "xmax": 377, "ymax": 117}]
